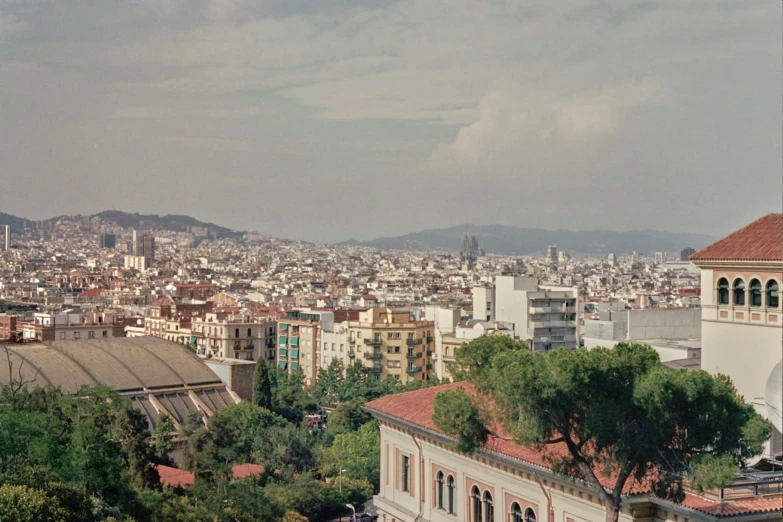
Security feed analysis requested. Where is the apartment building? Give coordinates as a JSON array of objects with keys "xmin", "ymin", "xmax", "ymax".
[
  {"xmin": 320, "ymin": 321, "xmax": 350, "ymax": 370},
  {"xmin": 277, "ymin": 309, "xmax": 328, "ymax": 386},
  {"xmin": 473, "ymin": 276, "xmax": 579, "ymax": 352},
  {"xmin": 191, "ymin": 310, "xmax": 277, "ymax": 362},
  {"xmin": 0, "ymin": 315, "xmax": 18, "ymax": 341},
  {"xmin": 348, "ymin": 308, "xmax": 435, "ymax": 384},
  {"xmin": 21, "ymin": 310, "xmax": 125, "ymax": 341}
]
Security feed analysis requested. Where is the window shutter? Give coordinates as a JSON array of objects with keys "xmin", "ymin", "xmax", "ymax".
[
  {"xmin": 409, "ymin": 453, "xmax": 416, "ymax": 497},
  {"xmin": 395, "ymin": 448, "xmax": 401, "ymax": 490}
]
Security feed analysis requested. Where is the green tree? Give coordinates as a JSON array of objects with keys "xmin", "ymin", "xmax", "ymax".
[
  {"xmin": 315, "ymin": 420, "xmax": 380, "ymax": 490},
  {"xmin": 155, "ymin": 413, "xmax": 175, "ymax": 459},
  {"xmin": 312, "ymin": 359, "xmax": 344, "ymax": 407},
  {"xmin": 252, "ymin": 361, "xmax": 274, "ymax": 410},
  {"xmin": 434, "ymin": 341, "xmax": 772, "ymax": 522},
  {"xmin": 0, "ymin": 484, "xmax": 67, "ymax": 522}
]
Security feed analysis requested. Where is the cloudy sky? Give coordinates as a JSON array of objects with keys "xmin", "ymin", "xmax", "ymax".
[{"xmin": 0, "ymin": 1, "xmax": 779, "ymax": 242}]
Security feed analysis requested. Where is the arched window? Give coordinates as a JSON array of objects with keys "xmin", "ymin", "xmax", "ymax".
[
  {"xmin": 436, "ymin": 471, "xmax": 444, "ymax": 509},
  {"xmin": 524, "ymin": 508, "xmax": 537, "ymax": 522},
  {"xmin": 447, "ymin": 475, "xmax": 456, "ymax": 514},
  {"xmin": 717, "ymin": 278, "xmax": 729, "ymax": 305},
  {"xmin": 247, "ymin": 327, "xmax": 252, "ymax": 337},
  {"xmin": 483, "ymin": 491, "xmax": 494, "ymax": 522},
  {"xmin": 768, "ymin": 280, "xmax": 780, "ymax": 308},
  {"xmin": 733, "ymin": 278, "xmax": 745, "ymax": 306},
  {"xmin": 471, "ymin": 486, "xmax": 482, "ymax": 522},
  {"xmin": 235, "ymin": 328, "xmax": 240, "ymax": 338},
  {"xmin": 749, "ymin": 279, "xmax": 762, "ymax": 307},
  {"xmin": 511, "ymin": 502, "xmax": 523, "ymax": 522}
]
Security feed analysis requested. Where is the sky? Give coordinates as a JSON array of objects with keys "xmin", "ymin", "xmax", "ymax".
[{"xmin": 0, "ymin": 0, "xmax": 780, "ymax": 242}]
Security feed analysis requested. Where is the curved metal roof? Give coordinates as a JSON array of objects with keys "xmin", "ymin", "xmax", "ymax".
[{"xmin": 0, "ymin": 337, "xmax": 222, "ymax": 394}]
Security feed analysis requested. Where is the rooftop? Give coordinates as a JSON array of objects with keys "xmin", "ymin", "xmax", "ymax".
[{"xmin": 691, "ymin": 214, "xmax": 783, "ymax": 263}]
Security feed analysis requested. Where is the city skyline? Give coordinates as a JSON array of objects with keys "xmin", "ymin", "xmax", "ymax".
[{"xmin": 1, "ymin": 1, "xmax": 780, "ymax": 242}]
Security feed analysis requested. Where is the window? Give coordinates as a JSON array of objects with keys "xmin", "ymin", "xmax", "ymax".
[
  {"xmin": 402, "ymin": 455, "xmax": 410, "ymax": 492},
  {"xmin": 472, "ymin": 486, "xmax": 482, "ymax": 522},
  {"xmin": 247, "ymin": 328, "xmax": 252, "ymax": 337},
  {"xmin": 768, "ymin": 280, "xmax": 780, "ymax": 308},
  {"xmin": 103, "ymin": 330, "xmax": 108, "ymax": 338},
  {"xmin": 60, "ymin": 332, "xmax": 66, "ymax": 340},
  {"xmin": 524, "ymin": 508, "xmax": 536, "ymax": 522},
  {"xmin": 733, "ymin": 278, "xmax": 746, "ymax": 306},
  {"xmin": 88, "ymin": 331, "xmax": 95, "ymax": 339},
  {"xmin": 74, "ymin": 332, "xmax": 80, "ymax": 339},
  {"xmin": 511, "ymin": 503, "xmax": 523, "ymax": 522},
  {"xmin": 447, "ymin": 476, "xmax": 455, "ymax": 514},
  {"xmin": 483, "ymin": 491, "xmax": 494, "ymax": 522},
  {"xmin": 717, "ymin": 277, "xmax": 729, "ymax": 305},
  {"xmin": 436, "ymin": 471, "xmax": 444, "ymax": 509},
  {"xmin": 235, "ymin": 328, "xmax": 240, "ymax": 338},
  {"xmin": 749, "ymin": 279, "xmax": 762, "ymax": 307}
]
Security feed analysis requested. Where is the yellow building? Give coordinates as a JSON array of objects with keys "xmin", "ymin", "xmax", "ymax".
[{"xmin": 348, "ymin": 308, "xmax": 435, "ymax": 384}]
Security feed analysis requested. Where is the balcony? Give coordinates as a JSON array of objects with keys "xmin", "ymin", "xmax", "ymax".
[
  {"xmin": 427, "ymin": 336, "xmax": 433, "ymax": 343},
  {"xmin": 406, "ymin": 351, "xmax": 422, "ymax": 359},
  {"xmin": 426, "ymin": 350, "xmax": 433, "ymax": 357},
  {"xmin": 530, "ymin": 320, "xmax": 576, "ymax": 329},
  {"xmin": 406, "ymin": 366, "xmax": 422, "ymax": 374},
  {"xmin": 363, "ymin": 351, "xmax": 383, "ymax": 360},
  {"xmin": 364, "ymin": 338, "xmax": 382, "ymax": 347},
  {"xmin": 348, "ymin": 349, "xmax": 355, "ymax": 358},
  {"xmin": 406, "ymin": 338, "xmax": 422, "ymax": 346},
  {"xmin": 278, "ymin": 336, "xmax": 288, "ymax": 346},
  {"xmin": 233, "ymin": 343, "xmax": 254, "ymax": 351},
  {"xmin": 364, "ymin": 364, "xmax": 383, "ymax": 374}
]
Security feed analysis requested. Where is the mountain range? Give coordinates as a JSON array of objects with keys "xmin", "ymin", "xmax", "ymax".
[
  {"xmin": 0, "ymin": 210, "xmax": 243, "ymax": 238},
  {"xmin": 342, "ymin": 224, "xmax": 716, "ymax": 256}
]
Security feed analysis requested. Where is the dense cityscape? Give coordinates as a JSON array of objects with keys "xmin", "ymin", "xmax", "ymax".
[{"xmin": 0, "ymin": 211, "xmax": 780, "ymax": 521}]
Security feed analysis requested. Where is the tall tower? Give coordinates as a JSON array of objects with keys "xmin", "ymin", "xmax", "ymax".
[
  {"xmin": 2, "ymin": 225, "xmax": 8, "ymax": 251},
  {"xmin": 133, "ymin": 230, "xmax": 155, "ymax": 267},
  {"xmin": 547, "ymin": 245, "xmax": 558, "ymax": 264},
  {"xmin": 460, "ymin": 228, "xmax": 479, "ymax": 264}
]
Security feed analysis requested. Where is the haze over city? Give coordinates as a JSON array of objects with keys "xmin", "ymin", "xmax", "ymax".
[{"xmin": 1, "ymin": 0, "xmax": 780, "ymax": 242}]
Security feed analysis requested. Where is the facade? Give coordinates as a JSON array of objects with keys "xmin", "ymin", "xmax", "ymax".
[
  {"xmin": 0, "ymin": 315, "xmax": 18, "ymax": 341},
  {"xmin": 175, "ymin": 283, "xmax": 219, "ymax": 301},
  {"xmin": 320, "ymin": 321, "xmax": 350, "ymax": 370},
  {"xmin": 277, "ymin": 310, "xmax": 322, "ymax": 386},
  {"xmin": 100, "ymin": 233, "xmax": 116, "ymax": 249},
  {"xmin": 124, "ymin": 254, "xmax": 148, "ymax": 271},
  {"xmin": 547, "ymin": 245, "xmax": 558, "ymax": 265},
  {"xmin": 680, "ymin": 247, "xmax": 696, "ymax": 262},
  {"xmin": 3, "ymin": 224, "xmax": 9, "ymax": 251},
  {"xmin": 132, "ymin": 230, "xmax": 155, "ymax": 267},
  {"xmin": 691, "ymin": 213, "xmax": 783, "ymax": 459},
  {"xmin": 348, "ymin": 308, "xmax": 435, "ymax": 384},
  {"xmin": 583, "ymin": 309, "xmax": 700, "ymax": 350},
  {"xmin": 473, "ymin": 276, "xmax": 579, "ymax": 351},
  {"xmin": 21, "ymin": 311, "xmax": 125, "ymax": 341},
  {"xmin": 365, "ymin": 383, "xmax": 783, "ymax": 522},
  {"xmin": 424, "ymin": 306, "xmax": 462, "ymax": 380},
  {"xmin": 191, "ymin": 310, "xmax": 277, "ymax": 362}
]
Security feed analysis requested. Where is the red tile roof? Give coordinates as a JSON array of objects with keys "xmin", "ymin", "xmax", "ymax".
[
  {"xmin": 691, "ymin": 214, "xmax": 783, "ymax": 263},
  {"xmin": 77, "ymin": 288, "xmax": 103, "ymax": 298},
  {"xmin": 154, "ymin": 463, "xmax": 264, "ymax": 488},
  {"xmin": 365, "ymin": 383, "xmax": 782, "ymax": 518}
]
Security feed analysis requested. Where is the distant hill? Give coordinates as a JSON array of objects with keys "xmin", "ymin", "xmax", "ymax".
[
  {"xmin": 341, "ymin": 224, "xmax": 716, "ymax": 256},
  {"xmin": 0, "ymin": 210, "xmax": 243, "ymax": 237}
]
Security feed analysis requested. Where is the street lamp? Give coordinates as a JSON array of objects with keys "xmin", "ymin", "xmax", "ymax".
[
  {"xmin": 339, "ymin": 468, "xmax": 348, "ymax": 494},
  {"xmin": 345, "ymin": 503, "xmax": 356, "ymax": 522}
]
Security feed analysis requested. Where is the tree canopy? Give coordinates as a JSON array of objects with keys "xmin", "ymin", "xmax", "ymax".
[{"xmin": 433, "ymin": 340, "xmax": 772, "ymax": 522}]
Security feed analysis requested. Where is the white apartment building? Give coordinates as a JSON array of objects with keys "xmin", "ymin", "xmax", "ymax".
[
  {"xmin": 473, "ymin": 276, "xmax": 579, "ymax": 352},
  {"xmin": 191, "ymin": 310, "xmax": 277, "ymax": 362},
  {"xmin": 691, "ymin": 213, "xmax": 782, "ymax": 459},
  {"xmin": 424, "ymin": 306, "xmax": 461, "ymax": 380},
  {"xmin": 320, "ymin": 321, "xmax": 350, "ymax": 370}
]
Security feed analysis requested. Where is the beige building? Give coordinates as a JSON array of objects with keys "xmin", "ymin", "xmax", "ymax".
[
  {"xmin": 691, "ymin": 213, "xmax": 782, "ymax": 459},
  {"xmin": 191, "ymin": 310, "xmax": 277, "ymax": 362},
  {"xmin": 366, "ymin": 383, "xmax": 782, "ymax": 522},
  {"xmin": 348, "ymin": 308, "xmax": 435, "ymax": 384},
  {"xmin": 22, "ymin": 310, "xmax": 125, "ymax": 341}
]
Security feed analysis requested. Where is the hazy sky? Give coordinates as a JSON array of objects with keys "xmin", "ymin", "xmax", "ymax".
[{"xmin": 0, "ymin": 1, "xmax": 780, "ymax": 242}]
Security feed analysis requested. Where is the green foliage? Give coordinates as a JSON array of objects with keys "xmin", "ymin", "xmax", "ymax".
[
  {"xmin": 312, "ymin": 360, "xmax": 345, "ymax": 406},
  {"xmin": 155, "ymin": 414, "xmax": 175, "ymax": 459},
  {"xmin": 252, "ymin": 361, "xmax": 274, "ymax": 410},
  {"xmin": 264, "ymin": 473, "xmax": 346, "ymax": 522},
  {"xmin": 432, "ymin": 389, "xmax": 488, "ymax": 453},
  {"xmin": 315, "ymin": 420, "xmax": 381, "ymax": 489},
  {"xmin": 0, "ymin": 484, "xmax": 67, "ymax": 522},
  {"xmin": 436, "ymin": 338, "xmax": 774, "ymax": 520}
]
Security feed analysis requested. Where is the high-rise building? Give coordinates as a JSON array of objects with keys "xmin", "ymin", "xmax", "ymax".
[
  {"xmin": 133, "ymin": 230, "xmax": 155, "ymax": 267},
  {"xmin": 100, "ymin": 233, "xmax": 116, "ymax": 249},
  {"xmin": 460, "ymin": 230, "xmax": 479, "ymax": 263},
  {"xmin": 680, "ymin": 247, "xmax": 696, "ymax": 261},
  {"xmin": 607, "ymin": 253, "xmax": 616, "ymax": 267},
  {"xmin": 546, "ymin": 245, "xmax": 558, "ymax": 264},
  {"xmin": 654, "ymin": 252, "xmax": 666, "ymax": 265},
  {"xmin": 473, "ymin": 276, "xmax": 579, "ymax": 352},
  {"xmin": 2, "ymin": 225, "xmax": 8, "ymax": 251}
]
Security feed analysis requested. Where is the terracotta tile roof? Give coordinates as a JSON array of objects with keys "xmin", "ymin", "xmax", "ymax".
[
  {"xmin": 691, "ymin": 214, "xmax": 783, "ymax": 263},
  {"xmin": 365, "ymin": 383, "xmax": 782, "ymax": 518},
  {"xmin": 77, "ymin": 288, "xmax": 103, "ymax": 298},
  {"xmin": 154, "ymin": 463, "xmax": 263, "ymax": 488}
]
